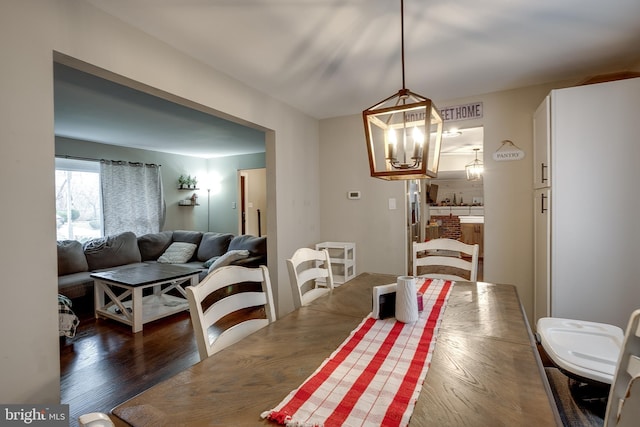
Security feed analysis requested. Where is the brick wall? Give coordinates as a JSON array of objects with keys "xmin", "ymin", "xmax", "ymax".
[{"xmin": 431, "ymin": 215, "xmax": 461, "ymax": 240}]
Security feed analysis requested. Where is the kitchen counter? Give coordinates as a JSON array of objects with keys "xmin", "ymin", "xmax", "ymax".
[{"xmin": 459, "ymin": 215, "xmax": 484, "ymax": 224}]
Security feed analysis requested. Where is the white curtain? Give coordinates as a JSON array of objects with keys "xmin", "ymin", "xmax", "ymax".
[{"xmin": 101, "ymin": 160, "xmax": 165, "ymax": 236}]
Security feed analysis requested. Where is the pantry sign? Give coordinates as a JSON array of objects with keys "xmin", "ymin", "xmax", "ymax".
[{"xmin": 493, "ymin": 140, "xmax": 525, "ymax": 161}]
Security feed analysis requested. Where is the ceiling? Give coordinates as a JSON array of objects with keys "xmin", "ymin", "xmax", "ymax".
[
  {"xmin": 54, "ymin": 63, "xmax": 266, "ymax": 159},
  {"xmin": 57, "ymin": 0, "xmax": 640, "ymax": 158}
]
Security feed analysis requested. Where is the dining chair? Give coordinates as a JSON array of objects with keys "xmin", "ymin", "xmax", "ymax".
[
  {"xmin": 78, "ymin": 412, "xmax": 114, "ymax": 427},
  {"xmin": 186, "ymin": 265, "xmax": 276, "ymax": 361},
  {"xmin": 605, "ymin": 309, "xmax": 640, "ymax": 426},
  {"xmin": 541, "ymin": 309, "xmax": 640, "ymax": 427},
  {"xmin": 412, "ymin": 238, "xmax": 479, "ymax": 281},
  {"xmin": 286, "ymin": 247, "xmax": 334, "ymax": 308}
]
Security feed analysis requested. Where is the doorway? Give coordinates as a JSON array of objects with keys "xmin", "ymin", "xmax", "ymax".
[
  {"xmin": 53, "ymin": 54, "xmax": 273, "ymax": 414},
  {"xmin": 427, "ymin": 126, "xmax": 484, "ymax": 274},
  {"xmin": 238, "ymin": 168, "xmax": 267, "ymax": 236}
]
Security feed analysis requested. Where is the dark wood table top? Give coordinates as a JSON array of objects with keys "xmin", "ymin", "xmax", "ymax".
[
  {"xmin": 90, "ymin": 263, "xmax": 201, "ymax": 287},
  {"xmin": 110, "ymin": 273, "xmax": 561, "ymax": 426}
]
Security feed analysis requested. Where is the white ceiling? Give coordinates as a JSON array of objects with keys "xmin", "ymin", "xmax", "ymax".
[{"xmin": 57, "ymin": 0, "xmax": 640, "ymax": 158}]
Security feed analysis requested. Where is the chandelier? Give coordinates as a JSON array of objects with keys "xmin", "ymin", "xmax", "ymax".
[
  {"xmin": 362, "ymin": 0, "xmax": 443, "ymax": 180},
  {"xmin": 465, "ymin": 148, "xmax": 484, "ymax": 181}
]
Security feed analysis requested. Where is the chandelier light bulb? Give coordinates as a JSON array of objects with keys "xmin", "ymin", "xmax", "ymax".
[
  {"xmin": 387, "ymin": 129, "xmax": 398, "ymax": 159},
  {"xmin": 412, "ymin": 127, "xmax": 424, "ymax": 158},
  {"xmin": 412, "ymin": 127, "xmax": 424, "ymax": 144}
]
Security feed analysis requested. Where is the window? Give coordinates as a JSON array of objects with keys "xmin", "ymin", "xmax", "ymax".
[{"xmin": 55, "ymin": 158, "xmax": 103, "ymax": 242}]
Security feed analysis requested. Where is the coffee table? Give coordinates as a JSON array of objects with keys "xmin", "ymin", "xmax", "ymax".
[{"xmin": 91, "ymin": 263, "xmax": 201, "ymax": 333}]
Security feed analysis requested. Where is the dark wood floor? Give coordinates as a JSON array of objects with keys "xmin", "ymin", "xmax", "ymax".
[{"xmin": 60, "ymin": 302, "xmax": 200, "ymax": 427}]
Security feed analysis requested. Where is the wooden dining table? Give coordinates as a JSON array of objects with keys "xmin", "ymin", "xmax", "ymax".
[{"xmin": 110, "ymin": 272, "xmax": 562, "ymax": 426}]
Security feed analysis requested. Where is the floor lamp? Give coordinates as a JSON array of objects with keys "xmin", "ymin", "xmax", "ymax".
[{"xmin": 207, "ymin": 188, "xmax": 211, "ymax": 232}]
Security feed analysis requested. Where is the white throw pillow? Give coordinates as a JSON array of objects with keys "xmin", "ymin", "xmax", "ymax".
[
  {"xmin": 157, "ymin": 242, "xmax": 198, "ymax": 263},
  {"xmin": 208, "ymin": 249, "xmax": 250, "ymax": 273}
]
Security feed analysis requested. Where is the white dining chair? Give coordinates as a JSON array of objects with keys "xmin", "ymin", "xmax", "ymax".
[
  {"xmin": 286, "ymin": 247, "xmax": 334, "ymax": 309},
  {"xmin": 78, "ymin": 412, "xmax": 114, "ymax": 427},
  {"xmin": 605, "ymin": 309, "xmax": 640, "ymax": 426},
  {"xmin": 186, "ymin": 265, "xmax": 276, "ymax": 361},
  {"xmin": 412, "ymin": 238, "xmax": 479, "ymax": 281}
]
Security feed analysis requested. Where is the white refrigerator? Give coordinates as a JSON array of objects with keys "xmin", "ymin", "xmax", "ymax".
[{"xmin": 533, "ymin": 77, "xmax": 640, "ymax": 330}]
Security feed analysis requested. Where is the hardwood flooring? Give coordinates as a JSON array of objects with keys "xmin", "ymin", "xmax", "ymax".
[{"xmin": 60, "ymin": 303, "xmax": 200, "ymax": 427}]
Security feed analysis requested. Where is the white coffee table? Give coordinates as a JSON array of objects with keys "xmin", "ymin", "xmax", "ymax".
[{"xmin": 91, "ymin": 263, "xmax": 200, "ymax": 333}]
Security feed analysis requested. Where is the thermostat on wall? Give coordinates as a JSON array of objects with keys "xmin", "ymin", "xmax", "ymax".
[{"xmin": 347, "ymin": 190, "xmax": 361, "ymax": 200}]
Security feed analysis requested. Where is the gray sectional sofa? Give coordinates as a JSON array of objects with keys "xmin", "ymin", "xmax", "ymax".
[{"xmin": 57, "ymin": 230, "xmax": 267, "ymax": 303}]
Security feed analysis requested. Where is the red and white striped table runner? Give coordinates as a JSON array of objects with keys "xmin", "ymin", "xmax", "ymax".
[{"xmin": 261, "ymin": 278, "xmax": 453, "ymax": 427}]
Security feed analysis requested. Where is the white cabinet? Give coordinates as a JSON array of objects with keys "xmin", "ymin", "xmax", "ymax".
[
  {"xmin": 532, "ymin": 78, "xmax": 640, "ymax": 329},
  {"xmin": 469, "ymin": 207, "xmax": 484, "ymax": 216},
  {"xmin": 533, "ymin": 96, "xmax": 551, "ymax": 189},
  {"xmin": 428, "ymin": 206, "xmax": 484, "ymax": 217},
  {"xmin": 315, "ymin": 242, "xmax": 356, "ymax": 285},
  {"xmin": 452, "ymin": 207, "xmax": 469, "ymax": 216},
  {"xmin": 428, "ymin": 206, "xmax": 449, "ymax": 216},
  {"xmin": 533, "ymin": 97, "xmax": 551, "ymax": 319},
  {"xmin": 533, "ymin": 188, "xmax": 550, "ymax": 321}
]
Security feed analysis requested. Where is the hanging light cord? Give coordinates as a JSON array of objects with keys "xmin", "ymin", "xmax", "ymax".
[{"xmin": 401, "ymin": 0, "xmax": 406, "ymax": 90}]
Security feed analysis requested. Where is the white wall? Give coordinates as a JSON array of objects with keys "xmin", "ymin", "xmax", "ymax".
[
  {"xmin": 319, "ymin": 115, "xmax": 407, "ymax": 276},
  {"xmin": 319, "ymin": 82, "xmax": 574, "ymax": 327},
  {"xmin": 0, "ymin": 0, "xmax": 319, "ymax": 403}
]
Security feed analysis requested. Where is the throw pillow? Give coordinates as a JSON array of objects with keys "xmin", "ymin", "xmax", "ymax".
[
  {"xmin": 208, "ymin": 249, "xmax": 250, "ymax": 273},
  {"xmin": 197, "ymin": 232, "xmax": 233, "ymax": 261},
  {"xmin": 157, "ymin": 242, "xmax": 198, "ymax": 264},
  {"xmin": 57, "ymin": 240, "xmax": 89, "ymax": 275},
  {"xmin": 137, "ymin": 231, "xmax": 173, "ymax": 261},
  {"xmin": 83, "ymin": 231, "xmax": 142, "ymax": 270},
  {"xmin": 228, "ymin": 235, "xmax": 266, "ymax": 254},
  {"xmin": 203, "ymin": 256, "xmax": 220, "ymax": 269}
]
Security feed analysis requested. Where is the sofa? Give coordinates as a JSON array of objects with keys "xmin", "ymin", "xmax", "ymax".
[{"xmin": 57, "ymin": 230, "xmax": 267, "ymax": 302}]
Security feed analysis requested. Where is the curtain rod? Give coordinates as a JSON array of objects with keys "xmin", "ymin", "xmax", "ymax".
[
  {"xmin": 56, "ymin": 155, "xmax": 161, "ymax": 167},
  {"xmin": 56, "ymin": 154, "xmax": 99, "ymax": 162}
]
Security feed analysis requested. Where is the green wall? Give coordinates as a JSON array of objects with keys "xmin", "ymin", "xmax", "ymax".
[{"xmin": 55, "ymin": 137, "xmax": 265, "ymax": 233}]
